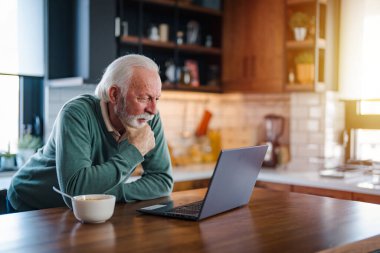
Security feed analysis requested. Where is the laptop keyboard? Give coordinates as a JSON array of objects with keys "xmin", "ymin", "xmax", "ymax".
[{"xmin": 166, "ymin": 200, "xmax": 203, "ymax": 216}]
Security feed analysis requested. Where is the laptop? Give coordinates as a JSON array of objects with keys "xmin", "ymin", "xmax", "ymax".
[{"xmin": 137, "ymin": 145, "xmax": 268, "ymax": 221}]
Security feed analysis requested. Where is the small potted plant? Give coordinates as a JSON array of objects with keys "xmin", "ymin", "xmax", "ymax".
[
  {"xmin": 294, "ymin": 52, "xmax": 315, "ymax": 84},
  {"xmin": 17, "ymin": 133, "xmax": 42, "ymax": 166},
  {"xmin": 289, "ymin": 12, "xmax": 309, "ymax": 41},
  {"xmin": 0, "ymin": 142, "xmax": 17, "ymax": 170}
]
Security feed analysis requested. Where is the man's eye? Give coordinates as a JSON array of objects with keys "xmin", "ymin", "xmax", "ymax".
[
  {"xmin": 137, "ymin": 97, "xmax": 151, "ymax": 103},
  {"xmin": 137, "ymin": 96, "xmax": 159, "ymax": 104}
]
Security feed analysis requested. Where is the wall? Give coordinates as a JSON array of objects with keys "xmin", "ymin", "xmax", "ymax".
[
  {"xmin": 289, "ymin": 91, "xmax": 345, "ymax": 170},
  {"xmin": 46, "ymin": 86, "xmax": 347, "ymax": 171},
  {"xmin": 46, "ymin": 86, "xmax": 290, "ymax": 152}
]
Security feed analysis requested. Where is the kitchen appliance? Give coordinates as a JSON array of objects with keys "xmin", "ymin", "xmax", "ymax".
[{"xmin": 263, "ymin": 114, "xmax": 284, "ymax": 168}]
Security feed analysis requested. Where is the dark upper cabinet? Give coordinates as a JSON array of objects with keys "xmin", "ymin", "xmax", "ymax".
[{"xmin": 47, "ymin": 0, "xmax": 117, "ymax": 84}]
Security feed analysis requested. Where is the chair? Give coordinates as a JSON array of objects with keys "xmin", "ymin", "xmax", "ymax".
[{"xmin": 0, "ymin": 189, "xmax": 7, "ymax": 214}]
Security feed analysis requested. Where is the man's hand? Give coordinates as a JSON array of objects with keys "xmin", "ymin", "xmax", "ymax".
[{"xmin": 125, "ymin": 124, "xmax": 155, "ymax": 156}]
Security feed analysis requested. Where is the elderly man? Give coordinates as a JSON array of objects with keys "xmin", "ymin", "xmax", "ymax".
[{"xmin": 6, "ymin": 54, "xmax": 173, "ymax": 212}]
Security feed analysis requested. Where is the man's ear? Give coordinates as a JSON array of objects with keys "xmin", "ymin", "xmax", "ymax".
[{"xmin": 108, "ymin": 86, "xmax": 119, "ymax": 104}]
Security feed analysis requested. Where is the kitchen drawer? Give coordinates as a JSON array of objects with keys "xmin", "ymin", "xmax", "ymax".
[
  {"xmin": 352, "ymin": 193, "xmax": 380, "ymax": 204},
  {"xmin": 173, "ymin": 179, "xmax": 210, "ymax": 192},
  {"xmin": 293, "ymin": 185, "xmax": 353, "ymax": 200},
  {"xmin": 256, "ymin": 181, "xmax": 292, "ymax": 192}
]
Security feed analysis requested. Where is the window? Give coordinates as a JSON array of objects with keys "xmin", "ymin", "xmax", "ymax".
[
  {"xmin": 0, "ymin": 75, "xmax": 19, "ymax": 153},
  {"xmin": 345, "ymin": 101, "xmax": 380, "ymax": 162},
  {"xmin": 359, "ymin": 101, "xmax": 380, "ymax": 115},
  {"xmin": 353, "ymin": 129, "xmax": 380, "ymax": 162},
  {"xmin": 340, "ymin": 1, "xmax": 380, "ymax": 162},
  {"xmin": 0, "ymin": 0, "xmax": 45, "ymax": 153}
]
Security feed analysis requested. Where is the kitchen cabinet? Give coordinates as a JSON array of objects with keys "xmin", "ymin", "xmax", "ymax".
[
  {"xmin": 284, "ymin": 0, "xmax": 340, "ymax": 92},
  {"xmin": 222, "ymin": 0, "xmax": 285, "ymax": 93},
  {"xmin": 292, "ymin": 185, "xmax": 352, "ymax": 200},
  {"xmin": 352, "ymin": 192, "xmax": 380, "ymax": 205},
  {"xmin": 117, "ymin": 0, "xmax": 223, "ymax": 93},
  {"xmin": 284, "ymin": 0, "xmax": 326, "ymax": 92},
  {"xmin": 255, "ymin": 181, "xmax": 292, "ymax": 192},
  {"xmin": 47, "ymin": 0, "xmax": 117, "ymax": 83},
  {"xmin": 173, "ymin": 178, "xmax": 210, "ymax": 192},
  {"xmin": 256, "ymin": 180, "xmax": 380, "ymax": 204}
]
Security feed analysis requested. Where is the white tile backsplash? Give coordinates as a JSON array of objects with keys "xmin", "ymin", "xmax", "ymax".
[
  {"xmin": 289, "ymin": 91, "xmax": 345, "ymax": 171},
  {"xmin": 45, "ymin": 85, "xmax": 345, "ymax": 171},
  {"xmin": 45, "ymin": 87, "xmax": 290, "ymax": 150}
]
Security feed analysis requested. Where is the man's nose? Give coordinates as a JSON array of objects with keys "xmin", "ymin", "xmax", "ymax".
[{"xmin": 145, "ymin": 100, "xmax": 157, "ymax": 115}]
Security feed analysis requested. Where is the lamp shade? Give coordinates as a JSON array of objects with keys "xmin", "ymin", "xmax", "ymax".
[{"xmin": 339, "ymin": 0, "xmax": 380, "ymax": 100}]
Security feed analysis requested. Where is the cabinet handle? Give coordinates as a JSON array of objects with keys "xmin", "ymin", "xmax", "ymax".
[
  {"xmin": 250, "ymin": 56, "xmax": 255, "ymax": 78},
  {"xmin": 243, "ymin": 57, "xmax": 248, "ymax": 78},
  {"xmin": 115, "ymin": 17, "xmax": 121, "ymax": 37}
]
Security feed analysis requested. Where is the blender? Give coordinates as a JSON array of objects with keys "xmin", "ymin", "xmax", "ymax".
[{"xmin": 263, "ymin": 114, "xmax": 284, "ymax": 168}]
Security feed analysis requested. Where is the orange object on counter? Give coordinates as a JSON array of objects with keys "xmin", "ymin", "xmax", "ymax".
[{"xmin": 195, "ymin": 110, "xmax": 212, "ymax": 137}]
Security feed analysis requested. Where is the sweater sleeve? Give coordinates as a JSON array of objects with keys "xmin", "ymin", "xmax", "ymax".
[
  {"xmin": 122, "ymin": 113, "xmax": 174, "ymax": 202},
  {"xmin": 55, "ymin": 104, "xmax": 144, "ymax": 207}
]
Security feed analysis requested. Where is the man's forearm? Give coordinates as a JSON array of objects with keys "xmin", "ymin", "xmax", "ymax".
[{"xmin": 122, "ymin": 170, "xmax": 173, "ymax": 202}]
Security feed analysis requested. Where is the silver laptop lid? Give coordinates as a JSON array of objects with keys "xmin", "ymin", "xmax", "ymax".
[{"xmin": 198, "ymin": 145, "xmax": 268, "ymax": 220}]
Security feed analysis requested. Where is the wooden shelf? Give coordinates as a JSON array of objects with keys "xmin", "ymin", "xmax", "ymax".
[
  {"xmin": 287, "ymin": 0, "xmax": 327, "ymax": 5},
  {"xmin": 285, "ymin": 82, "xmax": 325, "ymax": 92},
  {"xmin": 121, "ymin": 36, "xmax": 176, "ymax": 49},
  {"xmin": 177, "ymin": 2, "xmax": 222, "ymax": 16},
  {"xmin": 141, "ymin": 0, "xmax": 176, "ymax": 7},
  {"xmin": 119, "ymin": 0, "xmax": 222, "ymax": 93},
  {"xmin": 162, "ymin": 82, "xmax": 222, "ymax": 93},
  {"xmin": 121, "ymin": 36, "xmax": 221, "ymax": 54},
  {"xmin": 137, "ymin": 0, "xmax": 222, "ymax": 16},
  {"xmin": 178, "ymin": 44, "xmax": 221, "ymax": 55},
  {"xmin": 285, "ymin": 83, "xmax": 314, "ymax": 91},
  {"xmin": 286, "ymin": 39, "xmax": 326, "ymax": 49},
  {"xmin": 141, "ymin": 38, "xmax": 176, "ymax": 49},
  {"xmin": 176, "ymin": 84, "xmax": 222, "ymax": 93},
  {"xmin": 120, "ymin": 35, "xmax": 139, "ymax": 45}
]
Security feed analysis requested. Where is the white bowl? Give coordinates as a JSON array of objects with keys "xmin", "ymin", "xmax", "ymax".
[{"xmin": 72, "ymin": 194, "xmax": 116, "ymax": 223}]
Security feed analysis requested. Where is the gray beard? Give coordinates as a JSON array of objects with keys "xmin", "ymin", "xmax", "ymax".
[{"xmin": 115, "ymin": 97, "xmax": 153, "ymax": 128}]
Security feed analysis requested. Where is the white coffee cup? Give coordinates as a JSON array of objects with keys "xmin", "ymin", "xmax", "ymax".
[
  {"xmin": 72, "ymin": 194, "xmax": 116, "ymax": 223},
  {"xmin": 159, "ymin": 23, "xmax": 169, "ymax": 42}
]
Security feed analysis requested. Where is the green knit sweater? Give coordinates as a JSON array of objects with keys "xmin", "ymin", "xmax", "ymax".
[{"xmin": 8, "ymin": 95, "xmax": 173, "ymax": 211}]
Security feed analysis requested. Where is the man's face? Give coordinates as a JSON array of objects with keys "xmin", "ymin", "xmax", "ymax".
[{"xmin": 115, "ymin": 68, "xmax": 161, "ymax": 128}]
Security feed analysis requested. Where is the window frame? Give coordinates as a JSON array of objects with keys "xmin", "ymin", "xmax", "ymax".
[{"xmin": 345, "ymin": 100, "xmax": 380, "ymax": 160}]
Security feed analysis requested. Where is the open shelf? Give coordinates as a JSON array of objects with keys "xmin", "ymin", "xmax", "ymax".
[
  {"xmin": 130, "ymin": 0, "xmax": 222, "ymax": 16},
  {"xmin": 286, "ymin": 38, "xmax": 326, "ymax": 49},
  {"xmin": 118, "ymin": 0, "xmax": 223, "ymax": 93},
  {"xmin": 285, "ymin": 82, "xmax": 325, "ymax": 92},
  {"xmin": 178, "ymin": 44, "xmax": 221, "ymax": 55},
  {"xmin": 120, "ymin": 35, "xmax": 139, "ymax": 45},
  {"xmin": 141, "ymin": 38, "xmax": 176, "ymax": 49},
  {"xmin": 287, "ymin": 0, "xmax": 327, "ymax": 5},
  {"xmin": 284, "ymin": 0, "xmax": 327, "ymax": 92},
  {"xmin": 177, "ymin": 2, "xmax": 222, "ymax": 16}
]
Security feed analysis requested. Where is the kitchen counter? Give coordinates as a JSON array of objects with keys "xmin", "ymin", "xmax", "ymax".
[
  {"xmin": 172, "ymin": 164, "xmax": 380, "ymax": 196},
  {"xmin": 2, "ymin": 164, "xmax": 380, "ymax": 196}
]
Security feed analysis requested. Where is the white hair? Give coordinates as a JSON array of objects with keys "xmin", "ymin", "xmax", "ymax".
[{"xmin": 95, "ymin": 54, "xmax": 159, "ymax": 102}]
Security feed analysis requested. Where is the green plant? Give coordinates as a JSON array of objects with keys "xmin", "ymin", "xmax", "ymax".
[
  {"xmin": 18, "ymin": 134, "xmax": 42, "ymax": 151},
  {"xmin": 294, "ymin": 52, "xmax": 314, "ymax": 64},
  {"xmin": 0, "ymin": 152, "xmax": 16, "ymax": 158},
  {"xmin": 289, "ymin": 12, "xmax": 309, "ymax": 29},
  {"xmin": 1, "ymin": 142, "xmax": 16, "ymax": 158}
]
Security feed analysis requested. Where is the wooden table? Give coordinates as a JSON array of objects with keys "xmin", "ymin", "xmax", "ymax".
[{"xmin": 2, "ymin": 188, "xmax": 380, "ymax": 253}]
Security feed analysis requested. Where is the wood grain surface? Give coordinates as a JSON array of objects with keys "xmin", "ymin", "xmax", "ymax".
[{"xmin": 2, "ymin": 188, "xmax": 380, "ymax": 253}]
